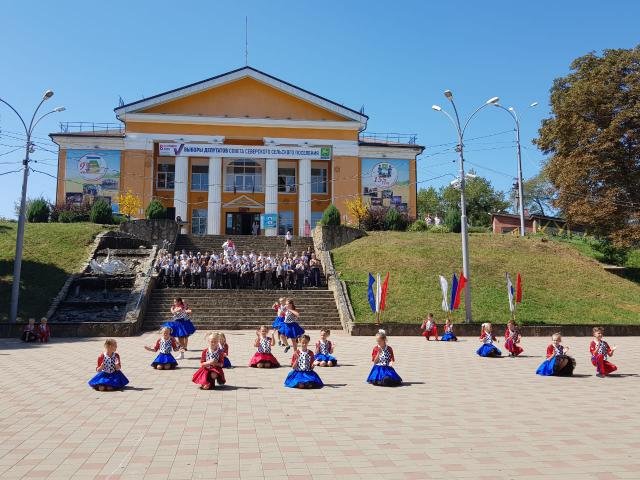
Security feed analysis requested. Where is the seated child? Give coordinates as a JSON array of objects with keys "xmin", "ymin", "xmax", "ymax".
[
  {"xmin": 367, "ymin": 329, "xmax": 403, "ymax": 386},
  {"xmin": 249, "ymin": 325, "xmax": 280, "ymax": 368},
  {"xmin": 284, "ymin": 335, "xmax": 323, "ymax": 389},
  {"xmin": 21, "ymin": 318, "xmax": 38, "ymax": 342},
  {"xmin": 88, "ymin": 338, "xmax": 129, "ymax": 391},
  {"xmin": 420, "ymin": 313, "xmax": 438, "ymax": 340},
  {"xmin": 192, "ymin": 332, "xmax": 226, "ymax": 389},
  {"xmin": 476, "ymin": 323, "xmax": 502, "ymax": 357},
  {"xmin": 37, "ymin": 317, "xmax": 51, "ymax": 343},
  {"xmin": 314, "ymin": 328, "xmax": 337, "ymax": 367},
  {"xmin": 536, "ymin": 333, "xmax": 575, "ymax": 376},
  {"xmin": 440, "ymin": 318, "xmax": 457, "ymax": 341},
  {"xmin": 144, "ymin": 327, "xmax": 179, "ymax": 370},
  {"xmin": 504, "ymin": 320, "xmax": 524, "ymax": 357},
  {"xmin": 590, "ymin": 326, "xmax": 617, "ymax": 377}
]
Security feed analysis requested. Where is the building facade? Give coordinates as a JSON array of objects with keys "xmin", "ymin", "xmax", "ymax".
[{"xmin": 51, "ymin": 67, "xmax": 424, "ymax": 235}]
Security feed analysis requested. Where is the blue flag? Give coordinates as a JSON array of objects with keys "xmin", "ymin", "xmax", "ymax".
[
  {"xmin": 367, "ymin": 273, "xmax": 377, "ymax": 313},
  {"xmin": 449, "ymin": 273, "xmax": 458, "ymax": 311}
]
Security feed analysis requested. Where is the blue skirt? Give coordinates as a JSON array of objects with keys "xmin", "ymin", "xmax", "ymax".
[
  {"xmin": 536, "ymin": 357, "xmax": 556, "ymax": 376},
  {"xmin": 88, "ymin": 371, "xmax": 129, "ymax": 389},
  {"xmin": 536, "ymin": 355, "xmax": 575, "ymax": 376},
  {"xmin": 272, "ymin": 316, "xmax": 284, "ymax": 329},
  {"xmin": 223, "ymin": 357, "xmax": 232, "ymax": 368},
  {"xmin": 278, "ymin": 322, "xmax": 305, "ymax": 339},
  {"xmin": 284, "ymin": 370, "xmax": 323, "ymax": 388},
  {"xmin": 315, "ymin": 353, "xmax": 337, "ymax": 364},
  {"xmin": 367, "ymin": 365, "xmax": 402, "ymax": 385},
  {"xmin": 440, "ymin": 332, "xmax": 457, "ymax": 342},
  {"xmin": 477, "ymin": 344, "xmax": 501, "ymax": 357},
  {"xmin": 162, "ymin": 318, "xmax": 196, "ymax": 337},
  {"xmin": 151, "ymin": 353, "xmax": 177, "ymax": 367}
]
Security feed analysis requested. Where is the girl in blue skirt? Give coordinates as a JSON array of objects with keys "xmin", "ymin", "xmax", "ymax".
[
  {"xmin": 162, "ymin": 297, "xmax": 196, "ymax": 358},
  {"xmin": 271, "ymin": 297, "xmax": 287, "ymax": 347},
  {"xmin": 314, "ymin": 328, "xmax": 337, "ymax": 367},
  {"xmin": 536, "ymin": 333, "xmax": 575, "ymax": 376},
  {"xmin": 367, "ymin": 329, "xmax": 403, "ymax": 386},
  {"xmin": 144, "ymin": 327, "xmax": 179, "ymax": 370},
  {"xmin": 284, "ymin": 334, "xmax": 323, "ymax": 389},
  {"xmin": 440, "ymin": 318, "xmax": 457, "ymax": 341},
  {"xmin": 476, "ymin": 323, "xmax": 502, "ymax": 357},
  {"xmin": 278, "ymin": 298, "xmax": 305, "ymax": 353},
  {"xmin": 88, "ymin": 338, "xmax": 129, "ymax": 391}
]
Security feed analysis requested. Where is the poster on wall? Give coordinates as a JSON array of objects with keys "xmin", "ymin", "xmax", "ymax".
[
  {"xmin": 65, "ymin": 150, "xmax": 121, "ymax": 213},
  {"xmin": 361, "ymin": 159, "xmax": 410, "ymax": 211}
]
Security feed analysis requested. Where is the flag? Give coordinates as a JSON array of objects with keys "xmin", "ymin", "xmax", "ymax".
[
  {"xmin": 449, "ymin": 273, "xmax": 458, "ymax": 311},
  {"xmin": 506, "ymin": 273, "xmax": 515, "ymax": 313},
  {"xmin": 516, "ymin": 273, "xmax": 523, "ymax": 303},
  {"xmin": 380, "ymin": 272, "xmax": 390, "ymax": 311},
  {"xmin": 439, "ymin": 275, "xmax": 449, "ymax": 312},
  {"xmin": 376, "ymin": 273, "xmax": 382, "ymax": 313},
  {"xmin": 367, "ymin": 273, "xmax": 376, "ymax": 313},
  {"xmin": 454, "ymin": 273, "xmax": 467, "ymax": 310}
]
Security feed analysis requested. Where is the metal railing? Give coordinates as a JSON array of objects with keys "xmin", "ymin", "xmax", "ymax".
[
  {"xmin": 359, "ymin": 132, "xmax": 418, "ymax": 144},
  {"xmin": 59, "ymin": 122, "xmax": 124, "ymax": 134}
]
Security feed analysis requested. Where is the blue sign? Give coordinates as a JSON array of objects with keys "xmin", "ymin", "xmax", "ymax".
[{"xmin": 261, "ymin": 213, "xmax": 278, "ymax": 229}]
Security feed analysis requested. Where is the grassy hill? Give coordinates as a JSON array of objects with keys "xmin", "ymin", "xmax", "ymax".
[
  {"xmin": 331, "ymin": 232, "xmax": 640, "ymax": 325},
  {"xmin": 0, "ymin": 222, "xmax": 108, "ymax": 321}
]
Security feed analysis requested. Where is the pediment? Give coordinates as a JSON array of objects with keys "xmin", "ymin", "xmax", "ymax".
[{"xmin": 223, "ymin": 195, "xmax": 264, "ymax": 209}]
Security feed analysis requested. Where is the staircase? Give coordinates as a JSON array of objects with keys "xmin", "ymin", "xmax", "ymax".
[{"xmin": 174, "ymin": 234, "xmax": 314, "ymax": 254}]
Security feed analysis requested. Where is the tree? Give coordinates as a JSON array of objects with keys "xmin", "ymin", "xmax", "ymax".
[
  {"xmin": 417, "ymin": 186, "xmax": 443, "ymax": 218},
  {"xmin": 344, "ymin": 197, "xmax": 368, "ymax": 228},
  {"xmin": 145, "ymin": 199, "xmax": 167, "ymax": 219},
  {"xmin": 320, "ymin": 204, "xmax": 341, "ymax": 226},
  {"xmin": 90, "ymin": 199, "xmax": 113, "ymax": 224},
  {"xmin": 509, "ymin": 171, "xmax": 558, "ymax": 217},
  {"xmin": 118, "ymin": 190, "xmax": 142, "ymax": 219},
  {"xmin": 26, "ymin": 197, "xmax": 50, "ymax": 223},
  {"xmin": 535, "ymin": 46, "xmax": 640, "ymax": 246}
]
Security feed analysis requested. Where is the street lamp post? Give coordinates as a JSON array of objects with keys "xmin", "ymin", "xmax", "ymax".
[
  {"xmin": 492, "ymin": 102, "xmax": 538, "ymax": 236},
  {"xmin": 432, "ymin": 91, "xmax": 499, "ymax": 322},
  {"xmin": 0, "ymin": 91, "xmax": 65, "ymax": 322}
]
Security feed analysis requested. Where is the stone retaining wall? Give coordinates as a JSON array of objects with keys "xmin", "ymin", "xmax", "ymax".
[
  {"xmin": 119, "ymin": 219, "xmax": 180, "ymax": 251},
  {"xmin": 312, "ymin": 225, "xmax": 366, "ymax": 252}
]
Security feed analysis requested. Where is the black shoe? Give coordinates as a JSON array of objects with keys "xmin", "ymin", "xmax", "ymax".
[{"xmin": 284, "ymin": 346, "xmax": 290, "ymax": 353}]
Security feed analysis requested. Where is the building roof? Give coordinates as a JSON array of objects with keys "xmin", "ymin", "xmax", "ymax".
[{"xmin": 491, "ymin": 212, "xmax": 566, "ymax": 223}]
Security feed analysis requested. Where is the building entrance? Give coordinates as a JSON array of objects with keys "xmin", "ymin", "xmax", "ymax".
[{"xmin": 225, "ymin": 212, "xmax": 260, "ymax": 235}]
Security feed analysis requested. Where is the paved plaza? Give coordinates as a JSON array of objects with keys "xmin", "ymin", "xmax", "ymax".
[{"xmin": 0, "ymin": 331, "xmax": 639, "ymax": 479}]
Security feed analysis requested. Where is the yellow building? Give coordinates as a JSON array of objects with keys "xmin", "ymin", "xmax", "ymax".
[{"xmin": 51, "ymin": 67, "xmax": 424, "ymax": 235}]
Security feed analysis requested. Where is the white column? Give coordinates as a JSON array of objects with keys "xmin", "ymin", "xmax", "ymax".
[
  {"xmin": 298, "ymin": 158, "xmax": 311, "ymax": 237},
  {"xmin": 174, "ymin": 156, "xmax": 189, "ymax": 234},
  {"xmin": 207, "ymin": 157, "xmax": 222, "ymax": 234},
  {"xmin": 264, "ymin": 158, "xmax": 278, "ymax": 237}
]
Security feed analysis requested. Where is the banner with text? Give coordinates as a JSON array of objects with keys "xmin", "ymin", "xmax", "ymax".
[{"xmin": 159, "ymin": 143, "xmax": 332, "ymax": 160}]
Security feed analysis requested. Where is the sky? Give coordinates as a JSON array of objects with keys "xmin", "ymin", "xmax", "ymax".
[{"xmin": 1, "ymin": 0, "xmax": 639, "ymax": 219}]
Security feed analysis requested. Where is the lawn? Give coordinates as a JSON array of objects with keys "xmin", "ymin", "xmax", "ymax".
[
  {"xmin": 0, "ymin": 222, "xmax": 109, "ymax": 321},
  {"xmin": 331, "ymin": 231, "xmax": 640, "ymax": 325}
]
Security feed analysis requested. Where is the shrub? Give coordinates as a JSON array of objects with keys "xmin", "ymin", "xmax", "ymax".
[
  {"xmin": 55, "ymin": 204, "xmax": 91, "ymax": 223},
  {"xmin": 361, "ymin": 206, "xmax": 388, "ymax": 231},
  {"xmin": 444, "ymin": 209, "xmax": 461, "ymax": 233},
  {"xmin": 90, "ymin": 199, "xmax": 113, "ymax": 224},
  {"xmin": 408, "ymin": 219, "xmax": 429, "ymax": 232},
  {"xmin": 320, "ymin": 204, "xmax": 341, "ymax": 226},
  {"xmin": 593, "ymin": 238, "xmax": 629, "ymax": 265},
  {"xmin": 26, "ymin": 198, "xmax": 50, "ymax": 223},
  {"xmin": 385, "ymin": 208, "xmax": 409, "ymax": 231},
  {"xmin": 468, "ymin": 225, "xmax": 491, "ymax": 233},
  {"xmin": 145, "ymin": 199, "xmax": 167, "ymax": 219},
  {"xmin": 429, "ymin": 224, "xmax": 450, "ymax": 233}
]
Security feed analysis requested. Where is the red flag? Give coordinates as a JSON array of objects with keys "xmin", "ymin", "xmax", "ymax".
[
  {"xmin": 516, "ymin": 273, "xmax": 522, "ymax": 303},
  {"xmin": 379, "ymin": 272, "xmax": 390, "ymax": 311},
  {"xmin": 454, "ymin": 273, "xmax": 467, "ymax": 309}
]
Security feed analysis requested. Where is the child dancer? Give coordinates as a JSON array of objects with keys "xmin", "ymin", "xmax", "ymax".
[
  {"xmin": 504, "ymin": 320, "xmax": 524, "ymax": 357},
  {"xmin": 536, "ymin": 333, "xmax": 575, "ymax": 376},
  {"xmin": 477, "ymin": 323, "xmax": 502, "ymax": 357},
  {"xmin": 420, "ymin": 313, "xmax": 438, "ymax": 340},
  {"xmin": 590, "ymin": 327, "xmax": 617, "ymax": 377},
  {"xmin": 277, "ymin": 298, "xmax": 305, "ymax": 353},
  {"xmin": 440, "ymin": 318, "xmax": 457, "ymax": 341},
  {"xmin": 144, "ymin": 327, "xmax": 179, "ymax": 370},
  {"xmin": 367, "ymin": 329, "xmax": 403, "ymax": 386},
  {"xmin": 249, "ymin": 325, "xmax": 280, "ymax": 368},
  {"xmin": 272, "ymin": 298, "xmax": 289, "ymax": 348},
  {"xmin": 162, "ymin": 297, "xmax": 195, "ymax": 358},
  {"xmin": 284, "ymin": 334, "xmax": 323, "ymax": 389},
  {"xmin": 314, "ymin": 328, "xmax": 337, "ymax": 367},
  {"xmin": 21, "ymin": 318, "xmax": 38, "ymax": 342},
  {"xmin": 220, "ymin": 333, "xmax": 232, "ymax": 368},
  {"xmin": 38, "ymin": 317, "xmax": 51, "ymax": 343},
  {"xmin": 192, "ymin": 332, "xmax": 226, "ymax": 389},
  {"xmin": 88, "ymin": 338, "xmax": 129, "ymax": 391}
]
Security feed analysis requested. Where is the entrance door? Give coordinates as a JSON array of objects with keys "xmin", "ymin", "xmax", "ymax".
[{"xmin": 225, "ymin": 212, "xmax": 260, "ymax": 235}]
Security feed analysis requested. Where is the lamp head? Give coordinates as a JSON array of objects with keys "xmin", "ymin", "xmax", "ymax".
[
  {"xmin": 43, "ymin": 90, "xmax": 54, "ymax": 100},
  {"xmin": 443, "ymin": 90, "xmax": 453, "ymax": 99},
  {"xmin": 530, "ymin": 102, "xmax": 539, "ymax": 107},
  {"xmin": 431, "ymin": 105, "xmax": 442, "ymax": 112},
  {"xmin": 486, "ymin": 96, "xmax": 500, "ymax": 105},
  {"xmin": 53, "ymin": 107, "xmax": 65, "ymax": 113}
]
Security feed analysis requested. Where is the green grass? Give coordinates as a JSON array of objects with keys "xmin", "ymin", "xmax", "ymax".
[
  {"xmin": 331, "ymin": 231, "xmax": 640, "ymax": 325},
  {"xmin": 0, "ymin": 222, "xmax": 109, "ymax": 321}
]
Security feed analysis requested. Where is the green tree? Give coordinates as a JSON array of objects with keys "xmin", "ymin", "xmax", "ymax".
[
  {"xmin": 90, "ymin": 199, "xmax": 113, "ymax": 224},
  {"xmin": 145, "ymin": 199, "xmax": 167, "ymax": 219},
  {"xmin": 320, "ymin": 204, "xmax": 341, "ymax": 226},
  {"xmin": 440, "ymin": 173, "xmax": 509, "ymax": 227},
  {"xmin": 509, "ymin": 171, "xmax": 558, "ymax": 217},
  {"xmin": 417, "ymin": 186, "xmax": 443, "ymax": 218},
  {"xmin": 535, "ymin": 46, "xmax": 640, "ymax": 246},
  {"xmin": 27, "ymin": 197, "xmax": 50, "ymax": 223}
]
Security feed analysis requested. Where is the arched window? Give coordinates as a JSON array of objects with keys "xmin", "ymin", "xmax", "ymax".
[{"xmin": 224, "ymin": 160, "xmax": 264, "ymax": 192}]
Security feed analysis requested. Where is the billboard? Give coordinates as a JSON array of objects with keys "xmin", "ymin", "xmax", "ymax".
[
  {"xmin": 65, "ymin": 150, "xmax": 121, "ymax": 212},
  {"xmin": 361, "ymin": 159, "xmax": 410, "ymax": 211}
]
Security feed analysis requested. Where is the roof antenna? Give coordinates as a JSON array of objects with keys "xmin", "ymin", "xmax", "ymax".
[{"xmin": 245, "ymin": 16, "xmax": 249, "ymax": 66}]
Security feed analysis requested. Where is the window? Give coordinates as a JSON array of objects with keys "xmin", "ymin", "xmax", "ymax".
[
  {"xmin": 157, "ymin": 164, "xmax": 175, "ymax": 190},
  {"xmin": 191, "ymin": 165, "xmax": 208, "ymax": 191},
  {"xmin": 278, "ymin": 167, "xmax": 297, "ymax": 193},
  {"xmin": 311, "ymin": 211, "xmax": 323, "ymax": 228},
  {"xmin": 278, "ymin": 211, "xmax": 294, "ymax": 236},
  {"xmin": 311, "ymin": 167, "xmax": 328, "ymax": 194},
  {"xmin": 224, "ymin": 160, "xmax": 263, "ymax": 192},
  {"xmin": 191, "ymin": 209, "xmax": 207, "ymax": 235}
]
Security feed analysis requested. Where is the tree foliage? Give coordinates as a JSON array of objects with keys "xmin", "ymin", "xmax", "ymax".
[
  {"xmin": 26, "ymin": 198, "xmax": 50, "ymax": 223},
  {"xmin": 90, "ymin": 199, "xmax": 113, "ymax": 224},
  {"xmin": 535, "ymin": 46, "xmax": 640, "ymax": 246},
  {"xmin": 416, "ymin": 186, "xmax": 443, "ymax": 218},
  {"xmin": 145, "ymin": 199, "xmax": 167, "ymax": 220},
  {"xmin": 344, "ymin": 197, "xmax": 367, "ymax": 228},
  {"xmin": 509, "ymin": 171, "xmax": 558, "ymax": 216},
  {"xmin": 439, "ymin": 174, "xmax": 509, "ymax": 227},
  {"xmin": 320, "ymin": 204, "xmax": 341, "ymax": 226},
  {"xmin": 118, "ymin": 190, "xmax": 142, "ymax": 219}
]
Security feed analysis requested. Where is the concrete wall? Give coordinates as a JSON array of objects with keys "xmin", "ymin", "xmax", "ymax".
[
  {"xmin": 119, "ymin": 219, "xmax": 180, "ymax": 250},
  {"xmin": 312, "ymin": 225, "xmax": 367, "ymax": 251}
]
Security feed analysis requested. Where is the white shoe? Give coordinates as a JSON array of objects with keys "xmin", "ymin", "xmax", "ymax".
[{"xmin": 178, "ymin": 351, "xmax": 185, "ymax": 360}]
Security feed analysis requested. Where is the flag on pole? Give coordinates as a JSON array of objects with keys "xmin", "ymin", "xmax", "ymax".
[
  {"xmin": 367, "ymin": 273, "xmax": 377, "ymax": 313},
  {"xmin": 516, "ymin": 273, "xmax": 523, "ymax": 304},
  {"xmin": 454, "ymin": 273, "xmax": 467, "ymax": 310},
  {"xmin": 439, "ymin": 275, "xmax": 449, "ymax": 313},
  {"xmin": 449, "ymin": 273, "xmax": 459, "ymax": 311},
  {"xmin": 376, "ymin": 273, "xmax": 382, "ymax": 314},
  {"xmin": 379, "ymin": 272, "xmax": 390, "ymax": 311},
  {"xmin": 506, "ymin": 273, "xmax": 515, "ymax": 313}
]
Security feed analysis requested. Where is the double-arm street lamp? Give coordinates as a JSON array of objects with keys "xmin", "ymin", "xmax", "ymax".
[
  {"xmin": 0, "ymin": 90, "xmax": 65, "ymax": 322},
  {"xmin": 432, "ymin": 90, "xmax": 499, "ymax": 323}
]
